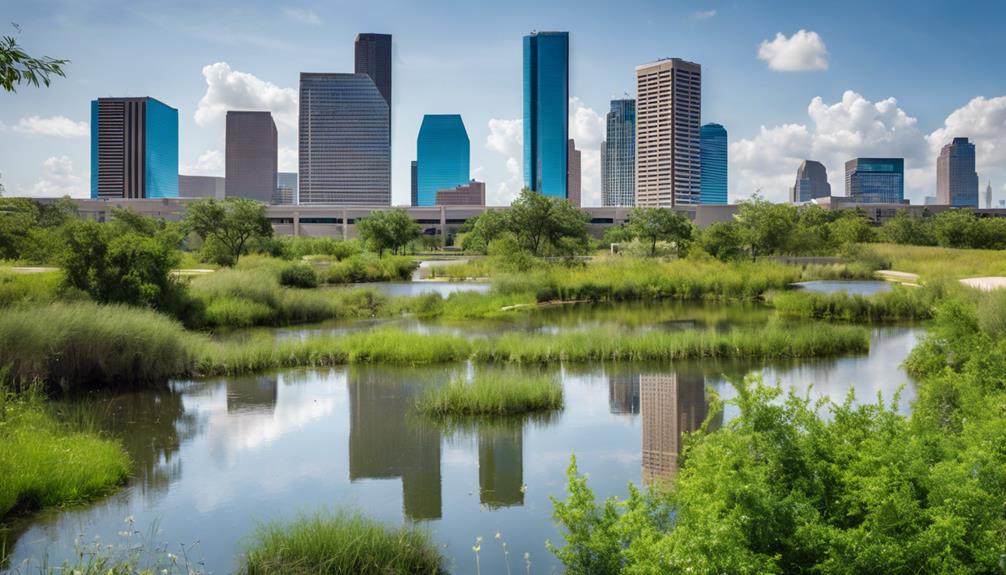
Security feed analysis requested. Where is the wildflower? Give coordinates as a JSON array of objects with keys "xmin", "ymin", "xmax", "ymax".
[
  {"xmin": 519, "ymin": 484, "xmax": 527, "ymax": 493},
  {"xmin": 495, "ymin": 532, "xmax": 501, "ymax": 540},
  {"xmin": 125, "ymin": 515, "xmax": 135, "ymax": 525}
]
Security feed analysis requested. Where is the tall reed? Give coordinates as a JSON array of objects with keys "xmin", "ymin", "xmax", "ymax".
[{"xmin": 417, "ymin": 373, "xmax": 564, "ymax": 416}]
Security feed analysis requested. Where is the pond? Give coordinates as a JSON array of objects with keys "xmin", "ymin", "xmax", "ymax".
[
  {"xmin": 335, "ymin": 280, "xmax": 491, "ymax": 298},
  {"xmin": 792, "ymin": 280, "xmax": 893, "ymax": 296},
  {"xmin": 0, "ymin": 307, "xmax": 921, "ymax": 575}
]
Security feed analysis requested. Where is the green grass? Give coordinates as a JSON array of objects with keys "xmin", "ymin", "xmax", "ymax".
[
  {"xmin": 0, "ymin": 269, "xmax": 82, "ymax": 308},
  {"xmin": 770, "ymin": 285, "xmax": 940, "ymax": 322},
  {"xmin": 470, "ymin": 324, "xmax": 870, "ymax": 363},
  {"xmin": 242, "ymin": 511, "xmax": 443, "ymax": 575},
  {"xmin": 0, "ymin": 389, "xmax": 131, "ymax": 519},
  {"xmin": 417, "ymin": 373, "xmax": 564, "ymax": 417},
  {"xmin": 0, "ymin": 302, "xmax": 193, "ymax": 392},
  {"xmin": 321, "ymin": 254, "xmax": 417, "ymax": 284},
  {"xmin": 870, "ymin": 243, "xmax": 1006, "ymax": 281}
]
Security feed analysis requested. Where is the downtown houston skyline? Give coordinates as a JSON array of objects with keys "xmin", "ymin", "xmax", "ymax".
[{"xmin": 2, "ymin": 0, "xmax": 1005, "ymax": 207}]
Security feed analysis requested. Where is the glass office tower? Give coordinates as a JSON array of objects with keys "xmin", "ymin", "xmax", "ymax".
[
  {"xmin": 416, "ymin": 114, "xmax": 470, "ymax": 207},
  {"xmin": 601, "ymin": 99, "xmax": 635, "ymax": 207},
  {"xmin": 298, "ymin": 73, "xmax": 390, "ymax": 205},
  {"xmin": 699, "ymin": 123, "xmax": 727, "ymax": 205},
  {"xmin": 90, "ymin": 96, "xmax": 178, "ymax": 199},
  {"xmin": 845, "ymin": 158, "xmax": 904, "ymax": 204},
  {"xmin": 523, "ymin": 31, "xmax": 569, "ymax": 199},
  {"xmin": 937, "ymin": 137, "xmax": 979, "ymax": 207}
]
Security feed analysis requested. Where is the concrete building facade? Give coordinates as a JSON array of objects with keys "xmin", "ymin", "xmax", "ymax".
[
  {"xmin": 435, "ymin": 180, "xmax": 485, "ymax": 206},
  {"xmin": 635, "ymin": 58, "xmax": 701, "ymax": 207},
  {"xmin": 225, "ymin": 111, "xmax": 277, "ymax": 203},
  {"xmin": 178, "ymin": 175, "xmax": 225, "ymax": 199},
  {"xmin": 937, "ymin": 137, "xmax": 979, "ymax": 207},
  {"xmin": 601, "ymin": 98, "xmax": 636, "ymax": 207},
  {"xmin": 90, "ymin": 97, "xmax": 178, "ymax": 199}
]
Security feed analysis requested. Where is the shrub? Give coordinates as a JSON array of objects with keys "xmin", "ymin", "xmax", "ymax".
[{"xmin": 279, "ymin": 263, "xmax": 318, "ymax": 288}]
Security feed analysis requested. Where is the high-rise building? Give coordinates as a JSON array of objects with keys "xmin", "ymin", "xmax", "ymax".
[
  {"xmin": 635, "ymin": 58, "xmax": 701, "ymax": 207},
  {"xmin": 790, "ymin": 160, "xmax": 832, "ymax": 203},
  {"xmin": 845, "ymin": 158, "xmax": 904, "ymax": 204},
  {"xmin": 477, "ymin": 425, "xmax": 524, "ymax": 509},
  {"xmin": 416, "ymin": 114, "xmax": 470, "ymax": 207},
  {"xmin": 567, "ymin": 139, "xmax": 581, "ymax": 207},
  {"xmin": 601, "ymin": 99, "xmax": 636, "ymax": 207},
  {"xmin": 936, "ymin": 137, "xmax": 979, "ymax": 207},
  {"xmin": 410, "ymin": 161, "xmax": 418, "ymax": 206},
  {"xmin": 987, "ymin": 181, "xmax": 994, "ymax": 209},
  {"xmin": 90, "ymin": 97, "xmax": 178, "ymax": 199},
  {"xmin": 178, "ymin": 175, "xmax": 225, "ymax": 199},
  {"xmin": 298, "ymin": 73, "xmax": 390, "ymax": 205},
  {"xmin": 523, "ymin": 31, "xmax": 569, "ymax": 199},
  {"xmin": 354, "ymin": 34, "xmax": 392, "ymax": 125},
  {"xmin": 275, "ymin": 172, "xmax": 297, "ymax": 205},
  {"xmin": 225, "ymin": 111, "xmax": 277, "ymax": 203},
  {"xmin": 699, "ymin": 123, "xmax": 727, "ymax": 205},
  {"xmin": 435, "ymin": 180, "xmax": 485, "ymax": 206}
]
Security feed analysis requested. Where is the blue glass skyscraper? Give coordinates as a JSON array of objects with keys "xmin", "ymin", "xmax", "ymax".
[
  {"xmin": 699, "ymin": 123, "xmax": 727, "ymax": 205},
  {"xmin": 601, "ymin": 99, "xmax": 635, "ymax": 207},
  {"xmin": 90, "ymin": 97, "xmax": 178, "ymax": 198},
  {"xmin": 845, "ymin": 158, "xmax": 904, "ymax": 204},
  {"xmin": 416, "ymin": 114, "xmax": 470, "ymax": 207},
  {"xmin": 523, "ymin": 31, "xmax": 568, "ymax": 199}
]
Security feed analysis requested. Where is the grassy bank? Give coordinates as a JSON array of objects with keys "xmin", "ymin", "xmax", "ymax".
[
  {"xmin": 871, "ymin": 243, "xmax": 1006, "ymax": 281},
  {"xmin": 417, "ymin": 374, "xmax": 563, "ymax": 417},
  {"xmin": 0, "ymin": 389, "xmax": 131, "ymax": 520},
  {"xmin": 771, "ymin": 285, "xmax": 940, "ymax": 322},
  {"xmin": 320, "ymin": 254, "xmax": 416, "ymax": 284},
  {"xmin": 242, "ymin": 511, "xmax": 443, "ymax": 575},
  {"xmin": 470, "ymin": 324, "xmax": 869, "ymax": 363}
]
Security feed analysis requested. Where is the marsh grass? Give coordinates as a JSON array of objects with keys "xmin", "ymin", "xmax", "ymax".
[
  {"xmin": 0, "ymin": 270, "xmax": 82, "ymax": 308},
  {"xmin": 417, "ymin": 374, "xmax": 564, "ymax": 417},
  {"xmin": 321, "ymin": 254, "xmax": 416, "ymax": 284},
  {"xmin": 242, "ymin": 511, "xmax": 443, "ymax": 575},
  {"xmin": 0, "ymin": 385, "xmax": 131, "ymax": 519},
  {"xmin": 771, "ymin": 286, "xmax": 938, "ymax": 322},
  {"xmin": 870, "ymin": 243, "xmax": 1006, "ymax": 280}
]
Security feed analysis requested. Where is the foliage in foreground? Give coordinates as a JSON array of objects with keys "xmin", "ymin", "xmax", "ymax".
[
  {"xmin": 0, "ymin": 386, "xmax": 130, "ymax": 520},
  {"xmin": 417, "ymin": 373, "xmax": 564, "ymax": 417},
  {"xmin": 770, "ymin": 283, "xmax": 942, "ymax": 321},
  {"xmin": 550, "ymin": 293, "xmax": 1006, "ymax": 574},
  {"xmin": 242, "ymin": 511, "xmax": 443, "ymax": 575}
]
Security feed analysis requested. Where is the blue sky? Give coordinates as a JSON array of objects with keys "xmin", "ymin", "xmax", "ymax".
[{"xmin": 2, "ymin": 0, "xmax": 1005, "ymax": 205}]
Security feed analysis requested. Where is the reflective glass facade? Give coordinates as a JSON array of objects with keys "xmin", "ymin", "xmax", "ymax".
[
  {"xmin": 416, "ymin": 115, "xmax": 469, "ymax": 207},
  {"xmin": 523, "ymin": 31, "xmax": 568, "ymax": 199},
  {"xmin": 602, "ymin": 99, "xmax": 635, "ymax": 207},
  {"xmin": 845, "ymin": 158, "xmax": 904, "ymax": 204},
  {"xmin": 699, "ymin": 123, "xmax": 727, "ymax": 205},
  {"xmin": 790, "ymin": 160, "xmax": 831, "ymax": 203},
  {"xmin": 90, "ymin": 97, "xmax": 177, "ymax": 199},
  {"xmin": 937, "ymin": 137, "xmax": 978, "ymax": 207},
  {"xmin": 299, "ymin": 73, "xmax": 390, "ymax": 205}
]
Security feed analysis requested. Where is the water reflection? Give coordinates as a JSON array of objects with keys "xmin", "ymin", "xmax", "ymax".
[
  {"xmin": 478, "ymin": 422, "xmax": 524, "ymax": 509},
  {"xmin": 639, "ymin": 372, "xmax": 720, "ymax": 485},
  {"xmin": 608, "ymin": 373, "xmax": 640, "ymax": 415}
]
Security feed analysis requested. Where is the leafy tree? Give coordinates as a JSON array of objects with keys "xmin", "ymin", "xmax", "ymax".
[
  {"xmin": 507, "ymin": 188, "xmax": 590, "ymax": 256},
  {"xmin": 184, "ymin": 198, "xmax": 272, "ymax": 265},
  {"xmin": 698, "ymin": 221, "xmax": 745, "ymax": 261},
  {"xmin": 0, "ymin": 28, "xmax": 68, "ymax": 92},
  {"xmin": 879, "ymin": 210, "xmax": 935, "ymax": 246},
  {"xmin": 356, "ymin": 209, "xmax": 421, "ymax": 256},
  {"xmin": 625, "ymin": 207, "xmax": 693, "ymax": 256},
  {"xmin": 459, "ymin": 209, "xmax": 509, "ymax": 254},
  {"xmin": 932, "ymin": 209, "xmax": 980, "ymax": 248},
  {"xmin": 734, "ymin": 195, "xmax": 797, "ymax": 258},
  {"xmin": 828, "ymin": 212, "xmax": 875, "ymax": 245},
  {"xmin": 0, "ymin": 196, "xmax": 77, "ymax": 262}
]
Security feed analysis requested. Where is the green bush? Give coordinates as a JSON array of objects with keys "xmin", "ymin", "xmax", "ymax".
[
  {"xmin": 279, "ymin": 237, "xmax": 362, "ymax": 260},
  {"xmin": 243, "ymin": 511, "xmax": 443, "ymax": 575},
  {"xmin": 203, "ymin": 296, "xmax": 276, "ymax": 328},
  {"xmin": 279, "ymin": 263, "xmax": 318, "ymax": 288},
  {"xmin": 771, "ymin": 285, "xmax": 937, "ymax": 322},
  {"xmin": 417, "ymin": 373, "xmax": 563, "ymax": 417},
  {"xmin": 322, "ymin": 254, "xmax": 416, "ymax": 284}
]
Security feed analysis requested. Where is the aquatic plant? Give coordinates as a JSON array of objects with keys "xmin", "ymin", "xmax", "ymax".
[{"xmin": 417, "ymin": 373, "xmax": 564, "ymax": 417}]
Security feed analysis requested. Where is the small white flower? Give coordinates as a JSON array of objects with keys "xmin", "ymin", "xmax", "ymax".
[{"xmin": 495, "ymin": 532, "xmax": 501, "ymax": 540}]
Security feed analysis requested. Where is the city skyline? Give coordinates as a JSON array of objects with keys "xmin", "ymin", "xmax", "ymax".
[{"xmin": 3, "ymin": 0, "xmax": 1005, "ymax": 206}]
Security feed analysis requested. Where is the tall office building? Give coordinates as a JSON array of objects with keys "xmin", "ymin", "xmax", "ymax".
[
  {"xmin": 298, "ymin": 73, "xmax": 390, "ymax": 205},
  {"xmin": 936, "ymin": 137, "xmax": 979, "ymax": 207},
  {"xmin": 601, "ymin": 99, "xmax": 636, "ymax": 207},
  {"xmin": 790, "ymin": 160, "xmax": 832, "ymax": 203},
  {"xmin": 354, "ymin": 34, "xmax": 392, "ymax": 124},
  {"xmin": 275, "ymin": 172, "xmax": 297, "ymax": 205},
  {"xmin": 410, "ymin": 161, "xmax": 418, "ymax": 206},
  {"xmin": 90, "ymin": 97, "xmax": 178, "ymax": 199},
  {"xmin": 523, "ymin": 31, "xmax": 569, "ymax": 199},
  {"xmin": 699, "ymin": 123, "xmax": 727, "ymax": 205},
  {"xmin": 416, "ymin": 114, "xmax": 470, "ymax": 207},
  {"xmin": 478, "ymin": 425, "xmax": 524, "ymax": 509},
  {"xmin": 178, "ymin": 175, "xmax": 225, "ymax": 199},
  {"xmin": 225, "ymin": 111, "xmax": 277, "ymax": 203},
  {"xmin": 987, "ymin": 181, "xmax": 994, "ymax": 209},
  {"xmin": 845, "ymin": 158, "xmax": 904, "ymax": 204},
  {"xmin": 567, "ymin": 139, "xmax": 581, "ymax": 207},
  {"xmin": 635, "ymin": 58, "xmax": 701, "ymax": 207}
]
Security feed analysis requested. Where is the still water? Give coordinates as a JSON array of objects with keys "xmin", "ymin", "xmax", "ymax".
[
  {"xmin": 1, "ymin": 310, "xmax": 921, "ymax": 574},
  {"xmin": 336, "ymin": 281, "xmax": 491, "ymax": 298},
  {"xmin": 793, "ymin": 280, "xmax": 893, "ymax": 296}
]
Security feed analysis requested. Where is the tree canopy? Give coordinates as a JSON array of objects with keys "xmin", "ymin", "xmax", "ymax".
[
  {"xmin": 625, "ymin": 207, "xmax": 694, "ymax": 256},
  {"xmin": 0, "ymin": 29, "xmax": 68, "ymax": 92},
  {"xmin": 183, "ymin": 198, "xmax": 273, "ymax": 265},
  {"xmin": 356, "ymin": 208, "xmax": 422, "ymax": 256},
  {"xmin": 461, "ymin": 189, "xmax": 590, "ymax": 256}
]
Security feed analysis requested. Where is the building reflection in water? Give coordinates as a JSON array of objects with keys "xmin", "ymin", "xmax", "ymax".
[
  {"xmin": 226, "ymin": 375, "xmax": 278, "ymax": 413},
  {"xmin": 477, "ymin": 422, "xmax": 524, "ymax": 508},
  {"xmin": 639, "ymin": 371, "xmax": 721, "ymax": 486},
  {"xmin": 608, "ymin": 372, "xmax": 641, "ymax": 415},
  {"xmin": 348, "ymin": 368, "xmax": 442, "ymax": 520}
]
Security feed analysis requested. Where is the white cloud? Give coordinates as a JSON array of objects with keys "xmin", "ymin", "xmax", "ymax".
[
  {"xmin": 19, "ymin": 156, "xmax": 85, "ymax": 197},
  {"xmin": 569, "ymin": 98, "xmax": 606, "ymax": 207},
  {"xmin": 692, "ymin": 10, "xmax": 717, "ymax": 20},
  {"xmin": 183, "ymin": 149, "xmax": 225, "ymax": 176},
  {"xmin": 284, "ymin": 7, "xmax": 321, "ymax": 25},
  {"xmin": 195, "ymin": 62, "xmax": 298, "ymax": 131},
  {"xmin": 13, "ymin": 115, "xmax": 89, "ymax": 138},
  {"xmin": 730, "ymin": 90, "xmax": 928, "ymax": 202},
  {"xmin": 926, "ymin": 95, "xmax": 1006, "ymax": 174},
  {"xmin": 485, "ymin": 118, "xmax": 523, "ymax": 205},
  {"xmin": 758, "ymin": 30, "xmax": 829, "ymax": 72},
  {"xmin": 278, "ymin": 146, "xmax": 298, "ymax": 172}
]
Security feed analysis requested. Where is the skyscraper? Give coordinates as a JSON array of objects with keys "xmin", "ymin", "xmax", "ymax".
[
  {"xmin": 523, "ymin": 31, "xmax": 569, "ymax": 199},
  {"xmin": 354, "ymin": 33, "xmax": 392, "ymax": 127},
  {"xmin": 635, "ymin": 58, "xmax": 701, "ymax": 207},
  {"xmin": 410, "ymin": 161, "xmax": 418, "ymax": 206},
  {"xmin": 602, "ymin": 99, "xmax": 635, "ymax": 207},
  {"xmin": 90, "ymin": 97, "xmax": 178, "ymax": 199},
  {"xmin": 987, "ymin": 180, "xmax": 994, "ymax": 209},
  {"xmin": 416, "ymin": 114, "xmax": 470, "ymax": 207},
  {"xmin": 845, "ymin": 158, "xmax": 904, "ymax": 204},
  {"xmin": 699, "ymin": 123, "xmax": 727, "ymax": 205},
  {"xmin": 275, "ymin": 172, "xmax": 297, "ymax": 205},
  {"xmin": 936, "ymin": 137, "xmax": 979, "ymax": 207},
  {"xmin": 298, "ymin": 73, "xmax": 390, "ymax": 205},
  {"xmin": 567, "ymin": 139, "xmax": 581, "ymax": 207},
  {"xmin": 225, "ymin": 111, "xmax": 277, "ymax": 203},
  {"xmin": 790, "ymin": 160, "xmax": 832, "ymax": 203}
]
